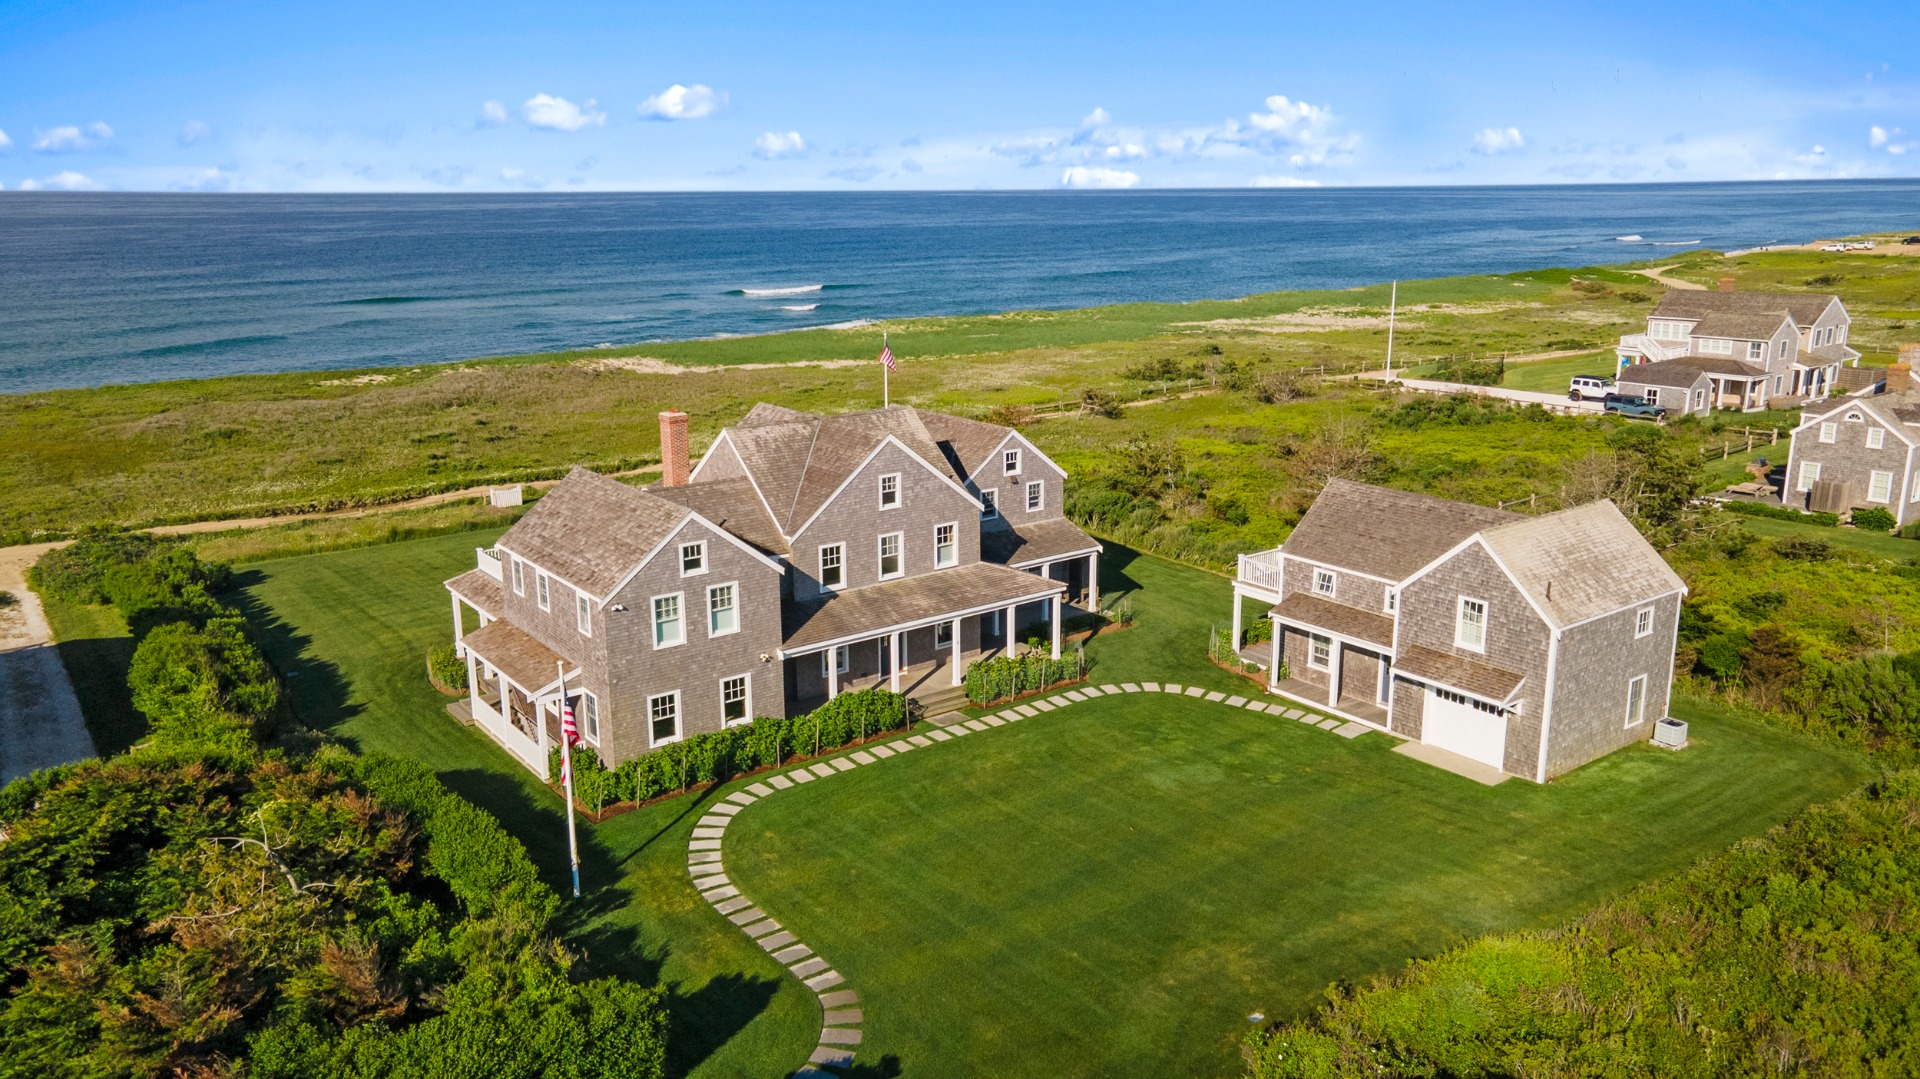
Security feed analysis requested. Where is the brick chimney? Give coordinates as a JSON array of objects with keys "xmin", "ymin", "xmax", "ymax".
[
  {"xmin": 1718, "ymin": 276, "xmax": 1737, "ymax": 292},
  {"xmin": 659, "ymin": 410, "xmax": 690, "ymax": 488}
]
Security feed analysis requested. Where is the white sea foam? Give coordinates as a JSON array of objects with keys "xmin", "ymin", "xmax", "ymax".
[
  {"xmin": 1646, "ymin": 239, "xmax": 1701, "ymax": 246},
  {"xmin": 1614, "ymin": 234, "xmax": 1642, "ymax": 242},
  {"xmin": 780, "ymin": 303, "xmax": 819, "ymax": 312},
  {"xmin": 740, "ymin": 284, "xmax": 824, "ymax": 296}
]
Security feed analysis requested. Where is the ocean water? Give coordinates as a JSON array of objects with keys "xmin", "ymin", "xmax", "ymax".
[{"xmin": 2, "ymin": 182, "xmax": 1917, "ymax": 394}]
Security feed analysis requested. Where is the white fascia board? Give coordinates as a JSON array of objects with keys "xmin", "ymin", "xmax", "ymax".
[
  {"xmin": 687, "ymin": 431, "xmax": 791, "ymax": 543},
  {"xmin": 790, "ymin": 434, "xmax": 983, "ymax": 541},
  {"xmin": 777, "ymin": 582, "xmax": 1065, "ymax": 657},
  {"xmin": 969, "ymin": 430, "xmax": 1069, "ymax": 482},
  {"xmin": 1283, "ymin": 552, "xmax": 1401, "ymax": 587},
  {"xmin": 1551, "ymin": 586, "xmax": 1689, "ymax": 636},
  {"xmin": 604, "ymin": 510, "xmax": 786, "ymax": 603}
]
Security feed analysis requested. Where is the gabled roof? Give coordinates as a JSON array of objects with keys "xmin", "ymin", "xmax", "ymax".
[
  {"xmin": 1475, "ymin": 501, "xmax": 1685, "ymax": 629},
  {"xmin": 1797, "ymin": 392, "xmax": 1920, "ymax": 439},
  {"xmin": 1689, "ymin": 311, "xmax": 1795, "ymax": 341},
  {"xmin": 981, "ymin": 518, "xmax": 1101, "ymax": 568},
  {"xmin": 1652, "ymin": 289, "xmax": 1840, "ymax": 330},
  {"xmin": 914, "ymin": 410, "xmax": 1029, "ymax": 481},
  {"xmin": 738, "ymin": 402, "xmax": 820, "ymax": 428},
  {"xmin": 1674, "ymin": 355, "xmax": 1767, "ymax": 378},
  {"xmin": 1282, "ymin": 478, "xmax": 1519, "ymax": 582},
  {"xmin": 646, "ymin": 476, "xmax": 789, "ymax": 555},
  {"xmin": 497, "ymin": 468, "xmax": 689, "ymax": 597},
  {"xmin": 1616, "ymin": 361, "xmax": 1713, "ymax": 389}
]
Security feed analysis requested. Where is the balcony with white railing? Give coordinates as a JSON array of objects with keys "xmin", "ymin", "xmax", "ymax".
[
  {"xmin": 1236, "ymin": 548, "xmax": 1285, "ymax": 594},
  {"xmin": 1616, "ymin": 333, "xmax": 1689, "ymax": 364},
  {"xmin": 476, "ymin": 547, "xmax": 503, "ymax": 582}
]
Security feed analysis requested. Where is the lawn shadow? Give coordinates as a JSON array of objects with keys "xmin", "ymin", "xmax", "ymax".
[
  {"xmin": 229, "ymin": 569, "xmax": 365, "ymax": 743},
  {"xmin": 840, "ymin": 1056, "xmax": 904, "ymax": 1078},
  {"xmin": 50, "ymin": 633, "xmax": 144, "ymax": 756},
  {"xmin": 1096, "ymin": 540, "xmax": 1146, "ymax": 598}
]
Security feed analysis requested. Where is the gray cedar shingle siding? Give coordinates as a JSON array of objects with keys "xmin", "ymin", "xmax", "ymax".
[
  {"xmin": 1786, "ymin": 398, "xmax": 1920, "ymax": 524},
  {"xmin": 1543, "ymin": 592, "xmax": 1680, "ymax": 778},
  {"xmin": 788, "ymin": 440, "xmax": 982, "ymax": 599}
]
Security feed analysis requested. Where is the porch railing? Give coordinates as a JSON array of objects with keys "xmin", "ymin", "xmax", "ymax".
[
  {"xmin": 476, "ymin": 547, "xmax": 503, "ymax": 582},
  {"xmin": 1237, "ymin": 548, "xmax": 1285, "ymax": 592}
]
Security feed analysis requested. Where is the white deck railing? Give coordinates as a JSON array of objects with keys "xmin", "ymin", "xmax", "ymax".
[
  {"xmin": 1237, "ymin": 548, "xmax": 1285, "ymax": 592},
  {"xmin": 476, "ymin": 547, "xmax": 503, "ymax": 582},
  {"xmin": 1617, "ymin": 333, "xmax": 1689, "ymax": 364}
]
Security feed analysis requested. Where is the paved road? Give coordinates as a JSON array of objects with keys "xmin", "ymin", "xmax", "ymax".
[
  {"xmin": 1356, "ymin": 375, "xmax": 1605, "ymax": 414},
  {"xmin": 0, "ymin": 543, "xmax": 95, "ymax": 784}
]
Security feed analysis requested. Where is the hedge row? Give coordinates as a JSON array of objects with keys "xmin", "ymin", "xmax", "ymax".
[
  {"xmin": 1720, "ymin": 500, "xmax": 1840, "ymax": 527},
  {"xmin": 962, "ymin": 649, "xmax": 1088, "ymax": 706},
  {"xmin": 549, "ymin": 687, "xmax": 913, "ymax": 812}
]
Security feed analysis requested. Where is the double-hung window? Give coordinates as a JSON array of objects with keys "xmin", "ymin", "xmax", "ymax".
[
  {"xmin": 721, "ymin": 675, "xmax": 750, "ymax": 726},
  {"xmin": 819, "ymin": 543, "xmax": 845, "ymax": 589},
  {"xmin": 934, "ymin": 523, "xmax": 957, "ymax": 568},
  {"xmin": 1748, "ymin": 341, "xmax": 1766, "ymax": 361},
  {"xmin": 510, "ymin": 557, "xmax": 525, "ymax": 595},
  {"xmin": 1819, "ymin": 421, "xmax": 1837, "ymax": 444},
  {"xmin": 1869, "ymin": 470, "xmax": 1894, "ymax": 504},
  {"xmin": 1456, "ymin": 597, "xmax": 1487, "ymax": 652},
  {"xmin": 680, "ymin": 541, "xmax": 705, "ymax": 575},
  {"xmin": 1634, "ymin": 606, "xmax": 1654, "ymax": 639},
  {"xmin": 821, "ymin": 646, "xmax": 850, "ymax": 676},
  {"xmin": 1004, "ymin": 448, "xmax": 1021, "ymax": 475},
  {"xmin": 575, "ymin": 590, "xmax": 592, "ymax": 636},
  {"xmin": 1025, "ymin": 481, "xmax": 1043, "ymax": 512},
  {"xmin": 980, "ymin": 489, "xmax": 998, "ymax": 520},
  {"xmin": 934, "ymin": 621, "xmax": 953, "ymax": 648},
  {"xmin": 1798, "ymin": 460, "xmax": 1821, "ymax": 492},
  {"xmin": 577, "ymin": 692, "xmax": 599, "ymax": 743},
  {"xmin": 1867, "ymin": 427, "xmax": 1886, "ymax": 450},
  {"xmin": 536, "ymin": 571, "xmax": 551, "ymax": 611},
  {"xmin": 708, "ymin": 582, "xmax": 738, "ymax": 636},
  {"xmin": 878, "ymin": 532, "xmax": 904, "ymax": 579},
  {"xmin": 1312, "ymin": 568, "xmax": 1336, "ymax": 598},
  {"xmin": 648, "ymin": 691, "xmax": 681, "ymax": 746},
  {"xmin": 652, "ymin": 593, "xmax": 684, "ymax": 648},
  {"xmin": 1307, "ymin": 634, "xmax": 1332, "ymax": 670},
  {"xmin": 878, "ymin": 473, "xmax": 901, "ymax": 509},
  {"xmin": 1383, "ymin": 588, "xmax": 1397, "ymax": 615},
  {"xmin": 1910, "ymin": 473, "xmax": 1920, "ymax": 504},
  {"xmin": 1624, "ymin": 675, "xmax": 1647, "ymax": 728}
]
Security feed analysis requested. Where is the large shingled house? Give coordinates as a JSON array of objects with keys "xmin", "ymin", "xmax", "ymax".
[
  {"xmin": 1232, "ymin": 480, "xmax": 1685, "ymax": 781},
  {"xmin": 1780, "ymin": 389, "xmax": 1920, "ymax": 523},
  {"xmin": 1614, "ymin": 285, "xmax": 1856, "ymax": 412},
  {"xmin": 443, "ymin": 404, "xmax": 1101, "ymax": 776}
]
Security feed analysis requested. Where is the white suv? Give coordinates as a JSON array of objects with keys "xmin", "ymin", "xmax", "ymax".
[{"xmin": 1569, "ymin": 375, "xmax": 1615, "ymax": 401}]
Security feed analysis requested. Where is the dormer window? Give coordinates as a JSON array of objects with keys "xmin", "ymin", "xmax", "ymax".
[
  {"xmin": 878, "ymin": 472, "xmax": 901, "ymax": 509},
  {"xmin": 1004, "ymin": 449, "xmax": 1021, "ymax": 475},
  {"xmin": 1650, "ymin": 320, "xmax": 1689, "ymax": 341},
  {"xmin": 681, "ymin": 541, "xmax": 706, "ymax": 575},
  {"xmin": 1312, "ymin": 568, "xmax": 1336, "ymax": 598}
]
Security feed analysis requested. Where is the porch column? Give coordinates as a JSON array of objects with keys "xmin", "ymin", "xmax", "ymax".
[
  {"xmin": 950, "ymin": 617, "xmax": 964, "ymax": 686},
  {"xmin": 465, "ymin": 648, "xmax": 480, "ymax": 710},
  {"xmin": 1087, "ymin": 548, "xmax": 1100, "ymax": 608},
  {"xmin": 532, "ymin": 687, "xmax": 550, "ymax": 768},
  {"xmin": 827, "ymin": 649, "xmax": 840, "ymax": 699},
  {"xmin": 451, "ymin": 593, "xmax": 466, "ymax": 656},
  {"xmin": 1004, "ymin": 603, "xmax": 1018, "ymax": 656},
  {"xmin": 1051, "ymin": 595, "xmax": 1063, "ymax": 660},
  {"xmin": 1231, "ymin": 586, "xmax": 1244, "ymax": 655},
  {"xmin": 1268, "ymin": 623, "xmax": 1281, "ymax": 690},
  {"xmin": 890, "ymin": 632, "xmax": 902, "ymax": 693},
  {"xmin": 1328, "ymin": 639, "xmax": 1344, "ymax": 707}
]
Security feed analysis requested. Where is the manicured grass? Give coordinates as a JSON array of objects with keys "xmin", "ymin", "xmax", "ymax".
[
  {"xmin": 39, "ymin": 597, "xmax": 144, "ymax": 756},
  {"xmin": 1737, "ymin": 515, "xmax": 1920, "ymax": 560},
  {"xmin": 1497, "ymin": 351, "xmax": 1615, "ymax": 393},
  {"xmin": 724, "ymin": 693, "xmax": 1867, "ymax": 1078}
]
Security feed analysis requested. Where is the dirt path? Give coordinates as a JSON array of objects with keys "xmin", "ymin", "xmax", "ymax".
[
  {"xmin": 0, "ymin": 543, "xmax": 95, "ymax": 783},
  {"xmin": 1627, "ymin": 266, "xmax": 1705, "ymax": 291}
]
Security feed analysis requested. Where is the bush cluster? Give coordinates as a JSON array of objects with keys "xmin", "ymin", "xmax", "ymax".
[
  {"xmin": 428, "ymin": 643, "xmax": 470, "ymax": 690},
  {"xmin": 1720, "ymin": 499, "xmax": 1840, "ymax": 527},
  {"xmin": 1424, "ymin": 357, "xmax": 1505, "ymax": 386},
  {"xmin": 549, "ymin": 688, "xmax": 912, "ymax": 812},
  {"xmin": 963, "ymin": 649, "xmax": 1088, "ymax": 706},
  {"xmin": 1851, "ymin": 505, "xmax": 1897, "ymax": 532}
]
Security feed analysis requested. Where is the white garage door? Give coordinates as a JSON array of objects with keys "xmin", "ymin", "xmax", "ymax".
[{"xmin": 1422, "ymin": 687, "xmax": 1507, "ymax": 770}]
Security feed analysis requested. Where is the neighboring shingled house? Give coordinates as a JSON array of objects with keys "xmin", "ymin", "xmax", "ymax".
[
  {"xmin": 1232, "ymin": 480, "xmax": 1685, "ymax": 781},
  {"xmin": 1780, "ymin": 391, "xmax": 1920, "ymax": 523},
  {"xmin": 444, "ymin": 404, "xmax": 1100, "ymax": 776},
  {"xmin": 1614, "ymin": 286, "xmax": 1857, "ymax": 411}
]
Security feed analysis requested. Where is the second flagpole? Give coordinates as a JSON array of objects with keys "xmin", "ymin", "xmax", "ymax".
[{"xmin": 883, "ymin": 330, "xmax": 889, "ymax": 408}]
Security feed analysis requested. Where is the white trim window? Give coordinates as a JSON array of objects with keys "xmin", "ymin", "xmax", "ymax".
[
  {"xmin": 934, "ymin": 523, "xmax": 958, "ymax": 568},
  {"xmin": 1748, "ymin": 341, "xmax": 1766, "ymax": 361},
  {"xmin": 648, "ymin": 691, "xmax": 682, "ymax": 746},
  {"xmin": 1869, "ymin": 470, "xmax": 1894, "ymax": 504},
  {"xmin": 575, "ymin": 590, "xmax": 592, "ymax": 636},
  {"xmin": 1307, "ymin": 634, "xmax": 1332, "ymax": 671},
  {"xmin": 878, "ymin": 532, "xmax": 904, "ymax": 579},
  {"xmin": 1311, "ymin": 568, "xmax": 1336, "ymax": 598},
  {"xmin": 1798, "ymin": 460, "xmax": 1821, "ymax": 492},
  {"xmin": 536, "ymin": 571, "xmax": 551, "ymax": 611},
  {"xmin": 1818, "ymin": 422, "xmax": 1837, "ymax": 444},
  {"xmin": 1456, "ymin": 596, "xmax": 1488, "ymax": 652},
  {"xmin": 1867, "ymin": 427, "xmax": 1886, "ymax": 450},
  {"xmin": 934, "ymin": 621, "xmax": 953, "ymax": 649},
  {"xmin": 1650, "ymin": 320, "xmax": 1689, "ymax": 342},
  {"xmin": 1699, "ymin": 337, "xmax": 1734, "ymax": 355},
  {"xmin": 511, "ymin": 557, "xmax": 525, "ymax": 596},
  {"xmin": 1910, "ymin": 473, "xmax": 1920, "ymax": 504},
  {"xmin": 1634, "ymin": 605, "xmax": 1654, "ymax": 639},
  {"xmin": 1025, "ymin": 480, "xmax": 1043, "ymax": 512},
  {"xmin": 680, "ymin": 541, "xmax": 706, "ymax": 576},
  {"xmin": 707, "ymin": 582, "xmax": 738, "ymax": 636},
  {"xmin": 1691, "ymin": 388, "xmax": 1705, "ymax": 411},
  {"xmin": 980, "ymin": 488, "xmax": 998, "ymax": 520},
  {"xmin": 819, "ymin": 543, "xmax": 845, "ymax": 590},
  {"xmin": 721, "ymin": 674, "xmax": 750, "ymax": 726},
  {"xmin": 821, "ymin": 646, "xmax": 850, "ymax": 676},
  {"xmin": 1644, "ymin": 388, "xmax": 1660, "ymax": 406},
  {"xmin": 878, "ymin": 472, "xmax": 901, "ymax": 510},
  {"xmin": 1004, "ymin": 448, "xmax": 1022, "ymax": 475},
  {"xmin": 1384, "ymin": 588, "xmax": 1397, "ymax": 614},
  {"xmin": 1624, "ymin": 674, "xmax": 1647, "ymax": 728},
  {"xmin": 652, "ymin": 593, "xmax": 685, "ymax": 648},
  {"xmin": 577, "ymin": 691, "xmax": 600, "ymax": 744}
]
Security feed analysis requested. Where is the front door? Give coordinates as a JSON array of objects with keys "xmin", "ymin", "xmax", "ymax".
[{"xmin": 1422, "ymin": 687, "xmax": 1507, "ymax": 770}]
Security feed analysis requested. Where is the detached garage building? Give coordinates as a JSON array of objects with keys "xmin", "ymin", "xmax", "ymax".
[{"xmin": 1232, "ymin": 480, "xmax": 1686, "ymax": 782}]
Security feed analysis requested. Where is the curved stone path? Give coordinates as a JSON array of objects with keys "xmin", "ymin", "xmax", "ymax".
[{"xmin": 684, "ymin": 680, "xmax": 1359, "ymax": 1077}]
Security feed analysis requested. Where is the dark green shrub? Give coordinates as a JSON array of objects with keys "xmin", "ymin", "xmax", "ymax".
[
  {"xmin": 964, "ymin": 650, "xmax": 1089, "ymax": 706},
  {"xmin": 1900, "ymin": 521, "xmax": 1920, "ymax": 540},
  {"xmin": 1696, "ymin": 631, "xmax": 1751, "ymax": 683},
  {"xmin": 1772, "ymin": 534, "xmax": 1834, "ymax": 561},
  {"xmin": 1721, "ymin": 500, "xmax": 1840, "ymax": 527},
  {"xmin": 1242, "ymin": 617, "xmax": 1273, "ymax": 646},
  {"xmin": 428, "ymin": 644, "xmax": 469, "ymax": 690},
  {"xmin": 127, "ymin": 615, "xmax": 278, "ymax": 751},
  {"xmin": 1851, "ymin": 506, "xmax": 1897, "ymax": 532},
  {"xmin": 25, "ymin": 530, "xmax": 169, "ymax": 605}
]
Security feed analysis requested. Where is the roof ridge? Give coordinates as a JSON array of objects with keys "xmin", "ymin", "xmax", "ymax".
[{"xmin": 783, "ymin": 417, "xmax": 824, "ymax": 533}]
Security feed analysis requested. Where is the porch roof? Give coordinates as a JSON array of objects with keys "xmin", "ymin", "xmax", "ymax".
[
  {"xmin": 981, "ymin": 518, "xmax": 1101, "ymax": 569},
  {"xmin": 461, "ymin": 619, "xmax": 576, "ymax": 695},
  {"xmin": 445, "ymin": 568, "xmax": 503, "ymax": 618},
  {"xmin": 1269, "ymin": 592, "xmax": 1395, "ymax": 650},
  {"xmin": 1395, "ymin": 643, "xmax": 1524, "ymax": 703},
  {"xmin": 782, "ymin": 562, "xmax": 1065, "ymax": 653}
]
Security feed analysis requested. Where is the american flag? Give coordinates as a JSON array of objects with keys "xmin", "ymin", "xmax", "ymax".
[
  {"xmin": 879, "ymin": 341, "xmax": 896, "ymax": 371},
  {"xmin": 562, "ymin": 697, "xmax": 580, "ymax": 746}
]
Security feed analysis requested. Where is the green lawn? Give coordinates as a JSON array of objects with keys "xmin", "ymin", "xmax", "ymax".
[
  {"xmin": 39, "ymin": 598, "xmax": 145, "ymax": 756},
  {"xmin": 1736, "ymin": 514, "xmax": 1920, "ymax": 560},
  {"xmin": 1497, "ymin": 351, "xmax": 1616, "ymax": 393},
  {"xmin": 220, "ymin": 528, "xmax": 1869, "ymax": 1078}
]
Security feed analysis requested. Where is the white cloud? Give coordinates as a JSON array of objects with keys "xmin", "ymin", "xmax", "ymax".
[
  {"xmin": 1252, "ymin": 175, "xmax": 1321, "ymax": 188},
  {"xmin": 753, "ymin": 130, "xmax": 807, "ymax": 158},
  {"xmin": 1060, "ymin": 165, "xmax": 1139, "ymax": 189},
  {"xmin": 638, "ymin": 84, "xmax": 728, "ymax": 121},
  {"xmin": 178, "ymin": 120, "xmax": 212, "ymax": 146},
  {"xmin": 478, "ymin": 101, "xmax": 509, "ymax": 127},
  {"xmin": 522, "ymin": 94, "xmax": 606, "ymax": 132},
  {"xmin": 19, "ymin": 170, "xmax": 99, "ymax": 190},
  {"xmin": 1471, "ymin": 127, "xmax": 1526, "ymax": 155},
  {"xmin": 1793, "ymin": 144, "xmax": 1829, "ymax": 163},
  {"xmin": 33, "ymin": 122, "xmax": 113, "ymax": 152},
  {"xmin": 1871, "ymin": 125, "xmax": 1914, "ymax": 155},
  {"xmin": 1080, "ymin": 107, "xmax": 1112, "ymax": 129},
  {"xmin": 0, "ymin": 129, "xmax": 11, "ymax": 151},
  {"xmin": 1871, "ymin": 125, "xmax": 1889, "ymax": 147}
]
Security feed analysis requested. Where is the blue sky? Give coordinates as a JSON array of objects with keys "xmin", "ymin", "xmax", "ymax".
[{"xmin": 2, "ymin": 0, "xmax": 1916, "ymax": 192}]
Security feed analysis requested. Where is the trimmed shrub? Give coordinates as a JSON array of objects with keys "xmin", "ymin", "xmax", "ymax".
[
  {"xmin": 127, "ymin": 615, "xmax": 278, "ymax": 752},
  {"xmin": 1721, "ymin": 500, "xmax": 1840, "ymax": 527},
  {"xmin": 1241, "ymin": 617, "xmax": 1273, "ymax": 646},
  {"xmin": 964, "ymin": 650, "xmax": 1089, "ymax": 706},
  {"xmin": 1772, "ymin": 534, "xmax": 1834, "ymax": 562},
  {"xmin": 1851, "ymin": 505, "xmax": 1897, "ymax": 533},
  {"xmin": 428, "ymin": 643, "xmax": 469, "ymax": 691}
]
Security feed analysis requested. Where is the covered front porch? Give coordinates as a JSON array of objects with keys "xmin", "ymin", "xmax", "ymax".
[
  {"xmin": 457, "ymin": 617, "xmax": 579, "ymax": 777},
  {"xmin": 1706, "ymin": 372, "xmax": 1769, "ymax": 412},
  {"xmin": 1266, "ymin": 592, "xmax": 1397, "ymax": 729}
]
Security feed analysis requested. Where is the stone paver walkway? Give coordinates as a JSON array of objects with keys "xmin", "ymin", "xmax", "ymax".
[{"xmin": 686, "ymin": 677, "xmax": 1433, "ymax": 1075}]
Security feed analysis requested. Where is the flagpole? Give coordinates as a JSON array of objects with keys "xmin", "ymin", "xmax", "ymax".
[
  {"xmin": 1385, "ymin": 280, "xmax": 1398, "ymax": 379},
  {"xmin": 882, "ymin": 330, "xmax": 890, "ymax": 408},
  {"xmin": 556, "ymin": 661, "xmax": 580, "ymax": 898}
]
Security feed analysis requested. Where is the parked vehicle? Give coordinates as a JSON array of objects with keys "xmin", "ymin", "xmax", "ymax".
[
  {"xmin": 1903, "ymin": 236, "xmax": 1920, "ymax": 246},
  {"xmin": 1568, "ymin": 375, "xmax": 1616, "ymax": 401},
  {"xmin": 1603, "ymin": 393, "xmax": 1667, "ymax": 419}
]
